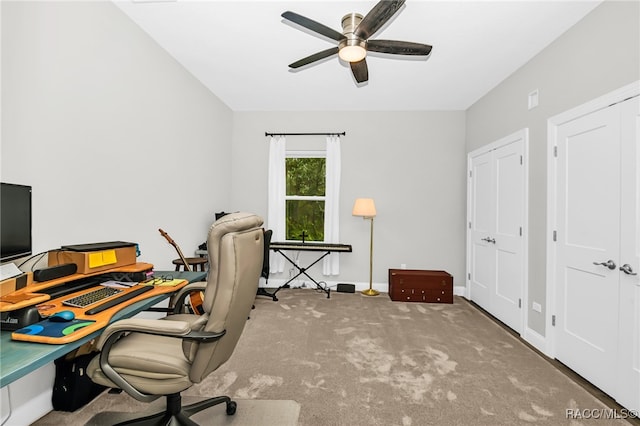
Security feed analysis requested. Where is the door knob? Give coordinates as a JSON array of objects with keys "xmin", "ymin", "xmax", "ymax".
[
  {"xmin": 593, "ymin": 260, "xmax": 616, "ymax": 270},
  {"xmin": 619, "ymin": 264, "xmax": 638, "ymax": 275},
  {"xmin": 488, "ymin": 238, "xmax": 496, "ymax": 244}
]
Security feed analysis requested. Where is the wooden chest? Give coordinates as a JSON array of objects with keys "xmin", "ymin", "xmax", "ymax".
[{"xmin": 388, "ymin": 269, "xmax": 453, "ymax": 303}]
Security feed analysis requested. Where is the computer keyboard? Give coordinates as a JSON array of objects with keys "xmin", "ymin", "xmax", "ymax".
[
  {"xmin": 84, "ymin": 285, "xmax": 153, "ymax": 315},
  {"xmin": 62, "ymin": 286, "xmax": 123, "ymax": 308}
]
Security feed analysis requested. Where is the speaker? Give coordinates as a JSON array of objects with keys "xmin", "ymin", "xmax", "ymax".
[
  {"xmin": 34, "ymin": 263, "xmax": 77, "ymax": 282},
  {"xmin": 337, "ymin": 283, "xmax": 355, "ymax": 293},
  {"xmin": 15, "ymin": 273, "xmax": 28, "ymax": 290}
]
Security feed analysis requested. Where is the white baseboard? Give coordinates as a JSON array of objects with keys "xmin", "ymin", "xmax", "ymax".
[
  {"xmin": 523, "ymin": 326, "xmax": 550, "ymax": 357},
  {"xmin": 261, "ymin": 279, "xmax": 466, "ymax": 298},
  {"xmin": 260, "ymin": 278, "xmax": 387, "ymax": 294}
]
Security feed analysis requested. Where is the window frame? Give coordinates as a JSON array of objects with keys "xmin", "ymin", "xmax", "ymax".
[{"xmin": 285, "ymin": 149, "xmax": 327, "ymax": 242}]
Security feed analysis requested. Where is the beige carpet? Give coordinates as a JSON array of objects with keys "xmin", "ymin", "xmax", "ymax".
[{"xmin": 35, "ymin": 290, "xmax": 632, "ymax": 425}]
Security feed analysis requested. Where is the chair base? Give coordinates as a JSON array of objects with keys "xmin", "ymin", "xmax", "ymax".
[
  {"xmin": 256, "ymin": 287, "xmax": 278, "ymax": 302},
  {"xmin": 114, "ymin": 393, "xmax": 236, "ymax": 426}
]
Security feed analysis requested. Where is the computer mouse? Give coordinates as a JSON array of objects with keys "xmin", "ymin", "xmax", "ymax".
[{"xmin": 49, "ymin": 310, "xmax": 75, "ymax": 322}]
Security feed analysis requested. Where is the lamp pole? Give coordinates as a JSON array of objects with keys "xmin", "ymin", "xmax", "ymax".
[{"xmin": 362, "ymin": 215, "xmax": 379, "ymax": 296}]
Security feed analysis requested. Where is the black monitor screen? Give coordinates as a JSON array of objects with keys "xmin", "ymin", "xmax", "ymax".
[{"xmin": 1, "ymin": 183, "xmax": 32, "ymax": 262}]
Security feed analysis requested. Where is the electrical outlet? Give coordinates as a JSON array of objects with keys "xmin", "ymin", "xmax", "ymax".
[{"xmin": 532, "ymin": 302, "xmax": 542, "ymax": 313}]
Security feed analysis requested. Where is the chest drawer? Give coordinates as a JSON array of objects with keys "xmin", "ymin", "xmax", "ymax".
[{"xmin": 388, "ymin": 269, "xmax": 453, "ymax": 303}]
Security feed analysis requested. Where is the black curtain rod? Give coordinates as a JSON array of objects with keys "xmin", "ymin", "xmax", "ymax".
[{"xmin": 265, "ymin": 132, "xmax": 346, "ymax": 137}]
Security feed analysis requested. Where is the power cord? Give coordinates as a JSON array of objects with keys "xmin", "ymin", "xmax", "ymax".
[{"xmin": 17, "ymin": 251, "xmax": 49, "ymax": 270}]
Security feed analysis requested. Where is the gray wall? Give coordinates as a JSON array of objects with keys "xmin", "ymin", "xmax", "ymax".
[
  {"xmin": 2, "ymin": 0, "xmax": 637, "ymax": 329},
  {"xmin": 1, "ymin": 1, "xmax": 467, "ymax": 288},
  {"xmin": 466, "ymin": 0, "xmax": 640, "ymax": 335},
  {"xmin": 1, "ymin": 1, "xmax": 233, "ymax": 271},
  {"xmin": 231, "ymin": 111, "xmax": 467, "ymax": 289}
]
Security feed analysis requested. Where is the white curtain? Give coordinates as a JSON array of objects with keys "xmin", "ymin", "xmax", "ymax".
[
  {"xmin": 323, "ymin": 135, "xmax": 341, "ymax": 275},
  {"xmin": 267, "ymin": 135, "xmax": 286, "ymax": 273}
]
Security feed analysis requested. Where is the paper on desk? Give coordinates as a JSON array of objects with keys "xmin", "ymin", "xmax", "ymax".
[
  {"xmin": 140, "ymin": 279, "xmax": 184, "ymax": 287},
  {"xmin": 101, "ymin": 280, "xmax": 137, "ymax": 288}
]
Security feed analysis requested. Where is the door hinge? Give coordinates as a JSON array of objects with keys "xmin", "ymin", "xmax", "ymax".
[
  {"xmin": 520, "ymin": 155, "xmax": 523, "ymax": 165},
  {"xmin": 519, "ymin": 226, "xmax": 522, "ymax": 236},
  {"xmin": 554, "ymin": 146, "xmax": 558, "ymax": 157},
  {"xmin": 468, "ymin": 272, "xmax": 471, "ymax": 280},
  {"xmin": 553, "ymin": 230, "xmax": 557, "ymax": 242},
  {"xmin": 469, "ymin": 170, "xmax": 472, "ymax": 178},
  {"xmin": 469, "ymin": 221, "xmax": 472, "ymax": 229},
  {"xmin": 552, "ymin": 315, "xmax": 556, "ymax": 326},
  {"xmin": 518, "ymin": 298, "xmax": 522, "ymax": 308}
]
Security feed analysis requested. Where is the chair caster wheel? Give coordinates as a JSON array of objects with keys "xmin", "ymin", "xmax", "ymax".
[{"xmin": 226, "ymin": 400, "xmax": 237, "ymax": 415}]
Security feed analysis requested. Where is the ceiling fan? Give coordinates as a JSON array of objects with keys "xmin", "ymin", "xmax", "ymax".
[{"xmin": 281, "ymin": 0, "xmax": 432, "ymax": 84}]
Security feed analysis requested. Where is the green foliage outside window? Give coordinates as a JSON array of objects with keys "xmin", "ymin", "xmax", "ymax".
[
  {"xmin": 286, "ymin": 157, "xmax": 325, "ymax": 241},
  {"xmin": 286, "ymin": 200, "xmax": 325, "ymax": 241}
]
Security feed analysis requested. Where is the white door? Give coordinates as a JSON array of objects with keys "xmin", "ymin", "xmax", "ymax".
[
  {"xmin": 493, "ymin": 142, "xmax": 525, "ymax": 332},
  {"xmin": 616, "ymin": 97, "xmax": 640, "ymax": 412},
  {"xmin": 468, "ymin": 131, "xmax": 527, "ymax": 334},
  {"xmin": 554, "ymin": 95, "xmax": 639, "ymax": 408},
  {"xmin": 469, "ymin": 150, "xmax": 494, "ymax": 310},
  {"xmin": 555, "ymin": 105, "xmax": 621, "ymax": 397}
]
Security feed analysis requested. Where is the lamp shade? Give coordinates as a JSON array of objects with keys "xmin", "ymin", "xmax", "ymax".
[{"xmin": 352, "ymin": 198, "xmax": 376, "ymax": 218}]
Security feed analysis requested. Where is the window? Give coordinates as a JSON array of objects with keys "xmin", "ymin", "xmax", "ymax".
[{"xmin": 285, "ymin": 151, "xmax": 326, "ymax": 241}]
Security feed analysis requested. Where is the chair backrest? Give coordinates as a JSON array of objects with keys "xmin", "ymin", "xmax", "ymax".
[
  {"xmin": 261, "ymin": 229, "xmax": 273, "ymax": 279},
  {"xmin": 189, "ymin": 212, "xmax": 264, "ymax": 382}
]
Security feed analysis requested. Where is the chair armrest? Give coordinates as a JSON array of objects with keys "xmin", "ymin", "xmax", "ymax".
[
  {"xmin": 97, "ymin": 317, "xmax": 226, "ymax": 350},
  {"xmin": 96, "ymin": 318, "xmax": 191, "ymax": 349},
  {"xmin": 168, "ymin": 281, "xmax": 207, "ymax": 313},
  {"xmin": 96, "ymin": 317, "xmax": 226, "ymax": 402}
]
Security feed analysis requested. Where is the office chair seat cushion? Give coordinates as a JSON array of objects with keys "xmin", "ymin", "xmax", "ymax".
[{"xmin": 88, "ymin": 331, "xmax": 193, "ymax": 395}]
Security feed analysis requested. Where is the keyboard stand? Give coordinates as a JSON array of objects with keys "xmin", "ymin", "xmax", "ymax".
[
  {"xmin": 272, "ymin": 250, "xmax": 332, "ymax": 299},
  {"xmin": 269, "ymin": 242, "xmax": 352, "ymax": 299}
]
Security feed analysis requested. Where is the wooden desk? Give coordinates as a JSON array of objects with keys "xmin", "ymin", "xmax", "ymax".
[
  {"xmin": 0, "ymin": 262, "xmax": 154, "ymax": 313},
  {"xmin": 0, "ymin": 270, "xmax": 206, "ymax": 388}
]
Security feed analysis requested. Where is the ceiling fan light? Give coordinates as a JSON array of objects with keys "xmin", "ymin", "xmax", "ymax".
[{"xmin": 339, "ymin": 45, "xmax": 367, "ymax": 62}]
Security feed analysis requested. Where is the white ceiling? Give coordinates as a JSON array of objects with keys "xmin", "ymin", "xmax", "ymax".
[{"xmin": 113, "ymin": 0, "xmax": 603, "ymax": 111}]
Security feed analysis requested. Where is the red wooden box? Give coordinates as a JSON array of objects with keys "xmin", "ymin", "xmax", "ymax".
[{"xmin": 388, "ymin": 269, "xmax": 453, "ymax": 303}]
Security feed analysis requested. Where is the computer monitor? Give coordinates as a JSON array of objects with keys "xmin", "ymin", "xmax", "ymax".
[{"xmin": 1, "ymin": 182, "xmax": 33, "ymax": 263}]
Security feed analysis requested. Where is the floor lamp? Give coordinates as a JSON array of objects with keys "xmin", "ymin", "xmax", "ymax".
[{"xmin": 352, "ymin": 198, "xmax": 378, "ymax": 296}]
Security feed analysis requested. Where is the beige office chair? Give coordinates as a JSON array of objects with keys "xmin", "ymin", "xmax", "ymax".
[{"xmin": 87, "ymin": 212, "xmax": 264, "ymax": 426}]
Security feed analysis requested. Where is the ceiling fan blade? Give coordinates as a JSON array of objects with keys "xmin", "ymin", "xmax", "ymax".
[
  {"xmin": 355, "ymin": 0, "xmax": 406, "ymax": 40},
  {"xmin": 350, "ymin": 59, "xmax": 369, "ymax": 83},
  {"xmin": 367, "ymin": 40, "xmax": 432, "ymax": 56},
  {"xmin": 288, "ymin": 47, "xmax": 339, "ymax": 69},
  {"xmin": 282, "ymin": 11, "xmax": 345, "ymax": 42}
]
